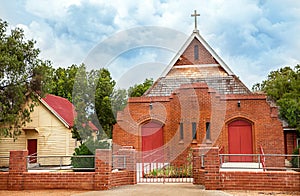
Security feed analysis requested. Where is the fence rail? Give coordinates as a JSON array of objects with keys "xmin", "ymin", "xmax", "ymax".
[
  {"xmin": 137, "ymin": 161, "xmax": 193, "ymax": 183},
  {"xmin": 0, "ymin": 156, "xmax": 10, "ymax": 172},
  {"xmin": 112, "ymin": 155, "xmax": 127, "ymax": 169},
  {"xmin": 219, "ymin": 153, "xmax": 300, "ymax": 171},
  {"xmin": 25, "ymin": 154, "xmax": 127, "ymax": 172}
]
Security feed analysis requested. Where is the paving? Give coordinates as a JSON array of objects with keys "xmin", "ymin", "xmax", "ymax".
[{"xmin": 73, "ymin": 184, "xmax": 232, "ymax": 196}]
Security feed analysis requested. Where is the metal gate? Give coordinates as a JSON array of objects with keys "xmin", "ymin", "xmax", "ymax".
[
  {"xmin": 136, "ymin": 150, "xmax": 193, "ymax": 183},
  {"xmin": 137, "ymin": 162, "xmax": 193, "ymax": 183}
]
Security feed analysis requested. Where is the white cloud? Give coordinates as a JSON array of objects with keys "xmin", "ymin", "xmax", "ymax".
[
  {"xmin": 1, "ymin": 0, "xmax": 299, "ymax": 87},
  {"xmin": 24, "ymin": 0, "xmax": 81, "ymax": 19}
]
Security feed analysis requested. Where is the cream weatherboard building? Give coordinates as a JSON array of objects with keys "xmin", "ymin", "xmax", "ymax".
[{"xmin": 0, "ymin": 94, "xmax": 97, "ymax": 166}]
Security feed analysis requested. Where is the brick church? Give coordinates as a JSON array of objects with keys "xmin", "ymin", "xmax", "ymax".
[{"xmin": 112, "ymin": 12, "xmax": 296, "ymax": 165}]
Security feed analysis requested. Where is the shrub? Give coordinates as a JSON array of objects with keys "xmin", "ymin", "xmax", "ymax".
[
  {"xmin": 290, "ymin": 147, "xmax": 300, "ymax": 169},
  {"xmin": 71, "ymin": 138, "xmax": 110, "ymax": 170}
]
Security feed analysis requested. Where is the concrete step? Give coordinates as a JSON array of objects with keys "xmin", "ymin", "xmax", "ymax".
[{"xmin": 220, "ymin": 162, "xmax": 264, "ymax": 171}]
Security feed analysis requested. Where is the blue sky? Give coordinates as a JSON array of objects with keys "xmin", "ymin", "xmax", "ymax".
[{"xmin": 1, "ymin": 0, "xmax": 300, "ymax": 89}]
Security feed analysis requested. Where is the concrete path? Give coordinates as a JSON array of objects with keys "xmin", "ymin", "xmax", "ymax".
[{"xmin": 73, "ymin": 184, "xmax": 232, "ymax": 196}]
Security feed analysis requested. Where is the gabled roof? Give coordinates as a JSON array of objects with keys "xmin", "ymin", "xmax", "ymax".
[
  {"xmin": 40, "ymin": 94, "xmax": 98, "ymax": 131},
  {"xmin": 144, "ymin": 30, "xmax": 251, "ymax": 96},
  {"xmin": 161, "ymin": 31, "xmax": 234, "ymax": 77}
]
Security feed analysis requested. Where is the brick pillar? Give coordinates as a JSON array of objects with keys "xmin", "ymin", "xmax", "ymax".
[
  {"xmin": 192, "ymin": 148, "xmax": 205, "ymax": 185},
  {"xmin": 94, "ymin": 149, "xmax": 112, "ymax": 190},
  {"xmin": 8, "ymin": 150, "xmax": 28, "ymax": 190},
  {"xmin": 203, "ymin": 147, "xmax": 220, "ymax": 190},
  {"xmin": 118, "ymin": 148, "xmax": 137, "ymax": 185}
]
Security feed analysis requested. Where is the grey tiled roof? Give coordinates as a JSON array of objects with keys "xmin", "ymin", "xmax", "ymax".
[{"xmin": 144, "ymin": 76, "xmax": 251, "ymax": 96}]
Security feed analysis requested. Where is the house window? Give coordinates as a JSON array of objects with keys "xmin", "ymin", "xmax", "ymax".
[
  {"xmin": 194, "ymin": 45, "xmax": 199, "ymax": 60},
  {"xmin": 192, "ymin": 122, "xmax": 197, "ymax": 140},
  {"xmin": 180, "ymin": 123, "xmax": 184, "ymax": 140},
  {"xmin": 206, "ymin": 122, "xmax": 211, "ymax": 140},
  {"xmin": 297, "ymin": 138, "xmax": 300, "ymax": 148}
]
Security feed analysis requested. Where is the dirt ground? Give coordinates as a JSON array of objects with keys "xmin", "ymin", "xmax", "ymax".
[{"xmin": 224, "ymin": 190, "xmax": 300, "ymax": 196}]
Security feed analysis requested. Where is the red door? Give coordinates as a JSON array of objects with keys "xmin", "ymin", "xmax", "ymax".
[
  {"xmin": 142, "ymin": 122, "xmax": 164, "ymax": 162},
  {"xmin": 27, "ymin": 139, "xmax": 37, "ymax": 163},
  {"xmin": 228, "ymin": 120, "xmax": 253, "ymax": 162}
]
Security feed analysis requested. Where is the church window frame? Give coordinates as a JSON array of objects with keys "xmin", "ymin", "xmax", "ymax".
[
  {"xmin": 206, "ymin": 122, "xmax": 211, "ymax": 140},
  {"xmin": 179, "ymin": 122, "xmax": 184, "ymax": 141},
  {"xmin": 194, "ymin": 45, "xmax": 199, "ymax": 60},
  {"xmin": 192, "ymin": 122, "xmax": 197, "ymax": 140}
]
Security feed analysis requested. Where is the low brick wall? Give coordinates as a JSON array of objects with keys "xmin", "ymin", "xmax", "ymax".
[
  {"xmin": 111, "ymin": 171, "xmax": 135, "ymax": 187},
  {"xmin": 0, "ymin": 173, "xmax": 8, "ymax": 189},
  {"xmin": 1, "ymin": 149, "xmax": 136, "ymax": 191},
  {"xmin": 193, "ymin": 147, "xmax": 300, "ymax": 192},
  {"xmin": 220, "ymin": 171, "xmax": 300, "ymax": 191},
  {"xmin": 23, "ymin": 172, "xmax": 95, "ymax": 190}
]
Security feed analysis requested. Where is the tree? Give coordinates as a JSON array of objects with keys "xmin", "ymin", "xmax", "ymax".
[
  {"xmin": 128, "ymin": 78, "xmax": 153, "ymax": 97},
  {"xmin": 94, "ymin": 69, "xmax": 116, "ymax": 138},
  {"xmin": 253, "ymin": 65, "xmax": 300, "ymax": 134},
  {"xmin": 72, "ymin": 64, "xmax": 92, "ymax": 142},
  {"xmin": 0, "ymin": 19, "xmax": 50, "ymax": 138},
  {"xmin": 111, "ymin": 88, "xmax": 127, "ymax": 118},
  {"xmin": 50, "ymin": 65, "xmax": 78, "ymax": 102}
]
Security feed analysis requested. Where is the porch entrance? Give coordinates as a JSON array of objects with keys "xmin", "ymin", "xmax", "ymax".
[
  {"xmin": 228, "ymin": 120, "xmax": 253, "ymax": 162},
  {"xmin": 141, "ymin": 121, "xmax": 164, "ymax": 162},
  {"xmin": 138, "ymin": 122, "xmax": 193, "ymax": 183},
  {"xmin": 27, "ymin": 139, "xmax": 37, "ymax": 163}
]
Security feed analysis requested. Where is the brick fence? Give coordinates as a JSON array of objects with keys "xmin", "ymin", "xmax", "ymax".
[
  {"xmin": 2, "ymin": 147, "xmax": 299, "ymax": 191},
  {"xmin": 193, "ymin": 147, "xmax": 300, "ymax": 191},
  {"xmin": 0, "ymin": 149, "xmax": 136, "ymax": 190}
]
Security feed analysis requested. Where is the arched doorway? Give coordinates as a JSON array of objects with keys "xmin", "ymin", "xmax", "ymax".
[
  {"xmin": 141, "ymin": 121, "xmax": 164, "ymax": 162},
  {"xmin": 228, "ymin": 120, "xmax": 253, "ymax": 162}
]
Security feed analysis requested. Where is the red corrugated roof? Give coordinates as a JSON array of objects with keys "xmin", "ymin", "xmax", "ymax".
[{"xmin": 42, "ymin": 94, "xmax": 98, "ymax": 131}]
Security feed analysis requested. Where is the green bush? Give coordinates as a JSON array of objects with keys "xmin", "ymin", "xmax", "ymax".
[
  {"xmin": 71, "ymin": 138, "xmax": 110, "ymax": 170},
  {"xmin": 290, "ymin": 147, "xmax": 300, "ymax": 169}
]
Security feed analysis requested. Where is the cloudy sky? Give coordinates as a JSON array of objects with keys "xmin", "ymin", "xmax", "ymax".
[{"xmin": 1, "ymin": 0, "xmax": 300, "ymax": 89}]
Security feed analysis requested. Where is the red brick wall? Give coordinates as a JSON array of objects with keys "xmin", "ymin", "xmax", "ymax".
[
  {"xmin": 23, "ymin": 172, "xmax": 94, "ymax": 190},
  {"xmin": 175, "ymin": 38, "xmax": 218, "ymax": 65},
  {"xmin": 0, "ymin": 173, "xmax": 8, "ymax": 189},
  {"xmin": 220, "ymin": 171, "xmax": 300, "ymax": 191},
  {"xmin": 111, "ymin": 171, "xmax": 134, "ymax": 187},
  {"xmin": 1, "ymin": 150, "xmax": 136, "ymax": 191},
  {"xmin": 113, "ymin": 83, "xmax": 284, "ymax": 166},
  {"xmin": 8, "ymin": 150, "xmax": 28, "ymax": 190},
  {"xmin": 217, "ymin": 96, "xmax": 284, "ymax": 167},
  {"xmin": 193, "ymin": 147, "xmax": 300, "ymax": 191},
  {"xmin": 21, "ymin": 171, "xmax": 135, "ymax": 190}
]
